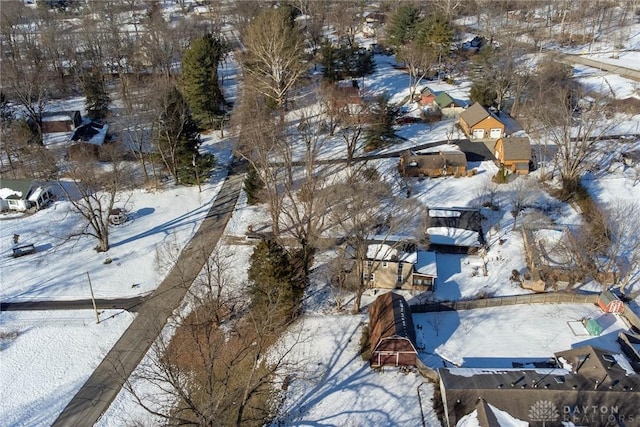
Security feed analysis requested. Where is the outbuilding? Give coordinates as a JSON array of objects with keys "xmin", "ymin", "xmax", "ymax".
[
  {"xmin": 369, "ymin": 292, "xmax": 418, "ymax": 367},
  {"xmin": 597, "ymin": 290, "xmax": 624, "ymax": 314}
]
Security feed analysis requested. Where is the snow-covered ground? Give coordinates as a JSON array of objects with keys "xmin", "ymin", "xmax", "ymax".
[
  {"xmin": 0, "ymin": 135, "xmax": 233, "ymax": 302},
  {"xmin": 415, "ymin": 304, "xmax": 628, "ymax": 369},
  {"xmin": 273, "ymin": 314, "xmax": 440, "ymax": 426},
  {"xmin": 0, "ymin": 310, "xmax": 134, "ymax": 427},
  {"xmin": 0, "ymin": 52, "xmax": 240, "ymax": 426}
]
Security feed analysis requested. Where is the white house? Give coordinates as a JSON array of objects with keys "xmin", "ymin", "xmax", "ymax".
[{"xmin": 0, "ymin": 179, "xmax": 55, "ymax": 212}]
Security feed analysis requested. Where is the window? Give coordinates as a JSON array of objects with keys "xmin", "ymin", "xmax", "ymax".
[
  {"xmin": 366, "ymin": 260, "xmax": 373, "ymax": 267},
  {"xmin": 363, "ymin": 273, "xmax": 375, "ymax": 282},
  {"xmin": 382, "ymin": 261, "xmax": 388, "ymax": 268},
  {"xmin": 413, "ymin": 277, "xmax": 434, "ymax": 287}
]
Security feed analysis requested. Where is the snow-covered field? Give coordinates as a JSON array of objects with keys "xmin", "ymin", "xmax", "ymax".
[
  {"xmin": 415, "ymin": 303, "xmax": 628, "ymax": 369},
  {"xmin": 273, "ymin": 314, "xmax": 440, "ymax": 426},
  {"xmin": 0, "ymin": 310, "xmax": 134, "ymax": 427}
]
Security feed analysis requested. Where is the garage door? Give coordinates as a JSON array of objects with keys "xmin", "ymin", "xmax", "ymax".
[
  {"xmin": 472, "ymin": 129, "xmax": 485, "ymax": 139},
  {"xmin": 490, "ymin": 128, "xmax": 502, "ymax": 138}
]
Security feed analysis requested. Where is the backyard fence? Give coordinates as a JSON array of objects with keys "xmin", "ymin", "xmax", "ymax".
[{"xmin": 410, "ymin": 293, "xmax": 599, "ymax": 313}]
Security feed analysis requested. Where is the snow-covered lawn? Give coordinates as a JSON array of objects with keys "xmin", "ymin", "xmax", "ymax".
[
  {"xmin": 273, "ymin": 314, "xmax": 440, "ymax": 427},
  {"xmin": 0, "ymin": 135, "xmax": 233, "ymax": 302},
  {"xmin": 414, "ymin": 303, "xmax": 628, "ymax": 369},
  {"xmin": 0, "ymin": 310, "xmax": 134, "ymax": 427}
]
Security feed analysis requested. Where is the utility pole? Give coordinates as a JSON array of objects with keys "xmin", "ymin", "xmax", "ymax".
[
  {"xmin": 193, "ymin": 154, "xmax": 202, "ymax": 192},
  {"xmin": 86, "ymin": 272, "xmax": 100, "ymax": 324}
]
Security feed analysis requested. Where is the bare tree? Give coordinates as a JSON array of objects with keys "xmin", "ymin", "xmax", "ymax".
[
  {"xmin": 328, "ymin": 169, "xmax": 420, "ymax": 313},
  {"xmin": 0, "ymin": 1, "xmax": 51, "ymax": 143},
  {"xmin": 337, "ymin": 100, "xmax": 370, "ymax": 166},
  {"xmin": 241, "ymin": 7, "xmax": 307, "ymax": 120},
  {"xmin": 398, "ymin": 39, "xmax": 437, "ymax": 103},
  {"xmin": 114, "ymin": 75, "xmax": 157, "ymax": 185},
  {"xmin": 581, "ymin": 199, "xmax": 640, "ymax": 292},
  {"xmin": 125, "ymin": 283, "xmax": 305, "ymax": 427},
  {"xmin": 508, "ymin": 176, "xmax": 534, "ymax": 230},
  {"xmin": 532, "ymin": 86, "xmax": 616, "ymax": 197},
  {"xmin": 234, "ymin": 93, "xmax": 286, "ymax": 235},
  {"xmin": 59, "ymin": 144, "xmax": 132, "ymax": 252},
  {"xmin": 325, "ymin": 0, "xmax": 365, "ymax": 49}
]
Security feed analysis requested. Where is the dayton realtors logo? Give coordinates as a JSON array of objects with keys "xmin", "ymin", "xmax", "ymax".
[
  {"xmin": 562, "ymin": 405, "xmax": 635, "ymax": 425},
  {"xmin": 529, "ymin": 400, "xmax": 560, "ymax": 426},
  {"xmin": 529, "ymin": 400, "xmax": 636, "ymax": 426}
]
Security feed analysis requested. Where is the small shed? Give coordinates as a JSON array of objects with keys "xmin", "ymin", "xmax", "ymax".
[
  {"xmin": 597, "ymin": 290, "xmax": 624, "ymax": 314},
  {"xmin": 584, "ymin": 318, "xmax": 603, "ymax": 336},
  {"xmin": 41, "ymin": 110, "xmax": 82, "ymax": 133},
  {"xmin": 369, "ymin": 292, "xmax": 417, "ymax": 367},
  {"xmin": 419, "ymin": 87, "xmax": 436, "ymax": 106},
  {"xmin": 434, "ymin": 92, "xmax": 465, "ymax": 118}
]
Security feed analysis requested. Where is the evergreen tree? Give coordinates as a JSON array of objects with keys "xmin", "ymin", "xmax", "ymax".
[
  {"xmin": 423, "ymin": 13, "xmax": 454, "ymax": 66},
  {"xmin": 386, "ymin": 4, "xmax": 421, "ymax": 48},
  {"xmin": 248, "ymin": 239, "xmax": 301, "ymax": 322},
  {"xmin": 470, "ymin": 80, "xmax": 497, "ymax": 108},
  {"xmin": 82, "ymin": 67, "xmax": 110, "ymax": 120},
  {"xmin": 243, "ymin": 163, "xmax": 264, "ymax": 205},
  {"xmin": 181, "ymin": 33, "xmax": 227, "ymax": 128},
  {"xmin": 155, "ymin": 84, "xmax": 214, "ymax": 185}
]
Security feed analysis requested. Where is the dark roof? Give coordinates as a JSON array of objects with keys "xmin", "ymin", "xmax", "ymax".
[
  {"xmin": 404, "ymin": 151, "xmax": 467, "ymax": 170},
  {"xmin": 475, "ymin": 398, "xmax": 501, "ymax": 427},
  {"xmin": 70, "ymin": 122, "xmax": 108, "ymax": 145},
  {"xmin": 0, "ymin": 179, "xmax": 35, "ymax": 200},
  {"xmin": 41, "ymin": 110, "xmax": 80, "ymax": 122},
  {"xmin": 440, "ymin": 346, "xmax": 640, "ymax": 393},
  {"xmin": 498, "ymin": 137, "xmax": 531, "ymax": 161},
  {"xmin": 460, "ymin": 102, "xmax": 491, "ymax": 127},
  {"xmin": 369, "ymin": 292, "xmax": 416, "ymax": 353},
  {"xmin": 420, "ymin": 86, "xmax": 434, "ymax": 96},
  {"xmin": 555, "ymin": 345, "xmax": 634, "ymax": 387},
  {"xmin": 439, "ymin": 346, "xmax": 640, "ymax": 427}
]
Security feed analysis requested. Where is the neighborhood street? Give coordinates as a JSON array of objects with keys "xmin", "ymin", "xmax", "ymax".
[
  {"xmin": 0, "ymin": 297, "xmax": 146, "ymax": 312},
  {"xmin": 51, "ymin": 159, "xmax": 247, "ymax": 427},
  {"xmin": 556, "ymin": 52, "xmax": 640, "ymax": 82}
]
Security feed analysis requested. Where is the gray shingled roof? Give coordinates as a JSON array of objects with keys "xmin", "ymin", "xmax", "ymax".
[
  {"xmin": 0, "ymin": 179, "xmax": 35, "ymax": 200},
  {"xmin": 405, "ymin": 151, "xmax": 467, "ymax": 170},
  {"xmin": 460, "ymin": 102, "xmax": 490, "ymax": 127},
  {"xmin": 500, "ymin": 137, "xmax": 531, "ymax": 161}
]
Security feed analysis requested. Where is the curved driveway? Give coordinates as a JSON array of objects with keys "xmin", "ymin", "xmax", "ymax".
[{"xmin": 52, "ymin": 160, "xmax": 246, "ymax": 427}]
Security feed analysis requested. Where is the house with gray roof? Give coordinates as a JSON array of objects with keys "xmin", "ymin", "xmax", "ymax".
[
  {"xmin": 0, "ymin": 179, "xmax": 55, "ymax": 212},
  {"xmin": 459, "ymin": 102, "xmax": 506, "ymax": 140},
  {"xmin": 493, "ymin": 136, "xmax": 531, "ymax": 175},
  {"xmin": 439, "ymin": 345, "xmax": 640, "ymax": 426}
]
